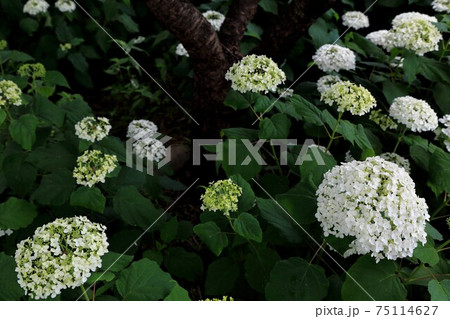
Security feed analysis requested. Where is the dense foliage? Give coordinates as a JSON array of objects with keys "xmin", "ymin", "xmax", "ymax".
[{"xmin": 0, "ymin": 0, "xmax": 450, "ymax": 301}]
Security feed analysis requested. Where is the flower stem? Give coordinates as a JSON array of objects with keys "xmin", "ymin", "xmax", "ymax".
[
  {"xmin": 431, "ymin": 197, "xmax": 450, "ymax": 218},
  {"xmin": 393, "ymin": 127, "xmax": 408, "ymax": 153},
  {"xmin": 80, "ymin": 284, "xmax": 90, "ymax": 301},
  {"xmin": 270, "ymin": 144, "xmax": 283, "ymax": 175},
  {"xmin": 326, "ymin": 112, "xmax": 343, "ymax": 152}
]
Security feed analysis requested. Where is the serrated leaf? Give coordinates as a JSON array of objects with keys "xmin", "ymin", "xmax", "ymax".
[
  {"xmin": 9, "ymin": 114, "xmax": 38, "ymax": 150},
  {"xmin": 31, "ymin": 169, "xmax": 75, "ymax": 206},
  {"xmin": 205, "ymin": 257, "xmax": 239, "ymax": 295},
  {"xmin": 193, "ymin": 221, "xmax": 228, "ymax": 256},
  {"xmin": 0, "ymin": 198, "xmax": 37, "ymax": 230},
  {"xmin": 259, "ymin": 113, "xmax": 291, "ymax": 139},
  {"xmin": 70, "ymin": 186, "xmax": 106, "ymax": 213},
  {"xmin": 428, "ymin": 279, "xmax": 450, "ymax": 301},
  {"xmin": 233, "ymin": 213, "xmax": 262, "ymax": 242}
]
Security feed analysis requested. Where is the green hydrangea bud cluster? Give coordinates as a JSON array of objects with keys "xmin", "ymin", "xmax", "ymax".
[
  {"xmin": 17, "ymin": 63, "xmax": 46, "ymax": 79},
  {"xmin": 0, "ymin": 80, "xmax": 22, "ymax": 108},
  {"xmin": 204, "ymin": 296, "xmax": 234, "ymax": 301},
  {"xmin": 73, "ymin": 150, "xmax": 118, "ymax": 187},
  {"xmin": 369, "ymin": 109, "xmax": 398, "ymax": 131},
  {"xmin": 200, "ymin": 179, "xmax": 243, "ymax": 217},
  {"xmin": 60, "ymin": 43, "xmax": 72, "ymax": 52},
  {"xmin": 225, "ymin": 54, "xmax": 286, "ymax": 94},
  {"xmin": 321, "ymin": 81, "xmax": 376, "ymax": 116},
  {"xmin": 15, "ymin": 216, "xmax": 109, "ymax": 300},
  {"xmin": 0, "ymin": 40, "xmax": 7, "ymax": 51}
]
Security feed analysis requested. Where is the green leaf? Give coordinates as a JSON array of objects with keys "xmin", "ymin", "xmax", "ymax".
[
  {"xmin": 86, "ymin": 272, "xmax": 115, "ymax": 285},
  {"xmin": 163, "ymin": 247, "xmax": 203, "ymax": 282},
  {"xmin": 68, "ymin": 52, "xmax": 88, "ymax": 73},
  {"xmin": 31, "ymin": 169, "xmax": 76, "ymax": 206},
  {"xmin": 221, "ymin": 127, "xmax": 259, "ymax": 140},
  {"xmin": 256, "ymin": 197, "xmax": 303, "ymax": 243},
  {"xmin": 117, "ymin": 14, "xmax": 139, "ymax": 33},
  {"xmin": 245, "ymin": 246, "xmax": 280, "ymax": 293},
  {"xmin": 19, "ymin": 18, "xmax": 39, "ymax": 36},
  {"xmin": 70, "ymin": 186, "xmax": 106, "ymax": 213},
  {"xmin": 413, "ymin": 243, "xmax": 439, "ymax": 266},
  {"xmin": 224, "ymin": 90, "xmax": 250, "ymax": 110},
  {"xmin": 205, "ymin": 257, "xmax": 239, "ymax": 296},
  {"xmin": 95, "ymin": 136, "xmax": 126, "ymax": 162},
  {"xmin": 428, "ymin": 279, "xmax": 450, "ymax": 301},
  {"xmin": 0, "ymin": 253, "xmax": 25, "ymax": 300},
  {"xmin": 259, "ymin": 113, "xmax": 291, "ymax": 139},
  {"xmin": 425, "ymin": 223, "xmax": 443, "ymax": 241},
  {"xmin": 230, "ymin": 174, "xmax": 255, "ymax": 212},
  {"xmin": 33, "ymin": 95, "xmax": 64, "ymax": 127},
  {"xmin": 9, "ymin": 114, "xmax": 38, "ymax": 150},
  {"xmin": 60, "ymin": 97, "xmax": 92, "ymax": 124},
  {"xmin": 429, "ymin": 148, "xmax": 450, "ymax": 194},
  {"xmin": 418, "ymin": 56, "xmax": 450, "ymax": 84},
  {"xmin": 2, "ymin": 154, "xmax": 37, "ymax": 197},
  {"xmin": 299, "ymin": 146, "xmax": 337, "ymax": 186},
  {"xmin": 291, "ymin": 95, "xmax": 323, "ymax": 126},
  {"xmin": 193, "ymin": 221, "xmax": 228, "ymax": 256},
  {"xmin": 265, "ymin": 257, "xmax": 329, "ymax": 300},
  {"xmin": 113, "ymin": 186, "xmax": 164, "ymax": 229},
  {"xmin": 352, "ymin": 33, "xmax": 388, "ymax": 62},
  {"xmin": 0, "ymin": 110, "xmax": 6, "ymax": 126},
  {"xmin": 116, "ymin": 259, "xmax": 175, "ymax": 300},
  {"xmin": 275, "ymin": 182, "xmax": 318, "ymax": 225},
  {"xmin": 433, "ymin": 83, "xmax": 450, "ymax": 114},
  {"xmin": 160, "ymin": 217, "xmax": 178, "ymax": 243},
  {"xmin": 100, "ymin": 252, "xmax": 134, "ymax": 273},
  {"xmin": 0, "ymin": 197, "xmax": 37, "ymax": 230},
  {"xmin": 342, "ymin": 255, "xmax": 407, "ymax": 301},
  {"xmin": 409, "ymin": 145, "xmax": 430, "ymax": 171},
  {"xmin": 245, "ymin": 22, "xmax": 263, "ymax": 40},
  {"xmin": 403, "ymin": 51, "xmax": 420, "ymax": 84},
  {"xmin": 27, "ymin": 143, "xmax": 76, "ymax": 172},
  {"xmin": 259, "ymin": 0, "xmax": 278, "ymax": 14},
  {"xmin": 233, "ymin": 213, "xmax": 263, "ymax": 242},
  {"xmin": 44, "ymin": 70, "xmax": 70, "ymax": 88},
  {"xmin": 164, "ymin": 282, "xmax": 191, "ymax": 301},
  {"xmin": 220, "ymin": 139, "xmax": 262, "ymax": 180},
  {"xmin": 382, "ymin": 80, "xmax": 410, "ymax": 104}
]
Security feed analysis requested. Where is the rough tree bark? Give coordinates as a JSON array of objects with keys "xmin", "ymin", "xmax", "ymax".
[{"xmin": 145, "ymin": 0, "xmax": 335, "ymax": 134}]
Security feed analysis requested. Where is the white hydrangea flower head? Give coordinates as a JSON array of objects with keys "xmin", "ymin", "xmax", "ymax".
[
  {"xmin": 342, "ymin": 11, "xmax": 370, "ymax": 30},
  {"xmin": 432, "ymin": 0, "xmax": 450, "ymax": 13},
  {"xmin": 312, "ymin": 44, "xmax": 356, "ymax": 73},
  {"xmin": 200, "ymin": 179, "xmax": 243, "ymax": 217},
  {"xmin": 132, "ymin": 137, "xmax": 167, "ymax": 162},
  {"xmin": 321, "ymin": 81, "xmax": 376, "ymax": 116},
  {"xmin": 316, "ymin": 157, "xmax": 429, "ymax": 262},
  {"xmin": 380, "ymin": 152, "xmax": 411, "ymax": 173},
  {"xmin": 175, "ymin": 43, "xmax": 189, "ymax": 57},
  {"xmin": 225, "ymin": 54, "xmax": 286, "ymax": 94},
  {"xmin": 55, "ymin": 0, "xmax": 76, "ymax": 13},
  {"xmin": 369, "ymin": 109, "xmax": 398, "ymax": 131},
  {"xmin": 317, "ymin": 75, "xmax": 342, "ymax": 94},
  {"xmin": 0, "ymin": 228, "xmax": 13, "ymax": 237},
  {"xmin": 0, "ymin": 80, "xmax": 22, "ymax": 108},
  {"xmin": 75, "ymin": 116, "xmax": 112, "ymax": 143},
  {"xmin": 389, "ymin": 96, "xmax": 438, "ymax": 132},
  {"xmin": 202, "ymin": 10, "xmax": 225, "ymax": 31},
  {"xmin": 15, "ymin": 216, "xmax": 108, "ymax": 300},
  {"xmin": 73, "ymin": 150, "xmax": 118, "ymax": 187},
  {"xmin": 277, "ymin": 87, "xmax": 294, "ymax": 99},
  {"xmin": 390, "ymin": 13, "xmax": 442, "ymax": 56},
  {"xmin": 392, "ymin": 12, "xmax": 438, "ymax": 27},
  {"xmin": 23, "ymin": 0, "xmax": 49, "ymax": 15},
  {"xmin": 366, "ymin": 30, "xmax": 396, "ymax": 51},
  {"xmin": 127, "ymin": 119, "xmax": 158, "ymax": 139}
]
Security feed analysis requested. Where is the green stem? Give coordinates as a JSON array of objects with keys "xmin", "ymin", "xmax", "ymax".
[
  {"xmin": 326, "ymin": 112, "xmax": 343, "ymax": 152},
  {"xmin": 270, "ymin": 144, "xmax": 283, "ymax": 175},
  {"xmin": 80, "ymin": 285, "xmax": 90, "ymax": 301},
  {"xmin": 431, "ymin": 197, "xmax": 450, "ymax": 218},
  {"xmin": 393, "ymin": 127, "xmax": 408, "ymax": 153}
]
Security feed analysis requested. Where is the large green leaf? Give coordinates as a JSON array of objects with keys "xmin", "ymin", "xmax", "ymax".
[
  {"xmin": 100, "ymin": 252, "xmax": 134, "ymax": 273},
  {"xmin": 116, "ymin": 259, "xmax": 175, "ymax": 300},
  {"xmin": 233, "ymin": 213, "xmax": 263, "ymax": 242},
  {"xmin": 428, "ymin": 279, "xmax": 450, "ymax": 301},
  {"xmin": 230, "ymin": 174, "xmax": 255, "ymax": 212},
  {"xmin": 259, "ymin": 0, "xmax": 278, "ymax": 14},
  {"xmin": 205, "ymin": 257, "xmax": 239, "ymax": 296},
  {"xmin": 9, "ymin": 114, "xmax": 38, "ymax": 151},
  {"xmin": 265, "ymin": 257, "xmax": 329, "ymax": 300},
  {"xmin": 259, "ymin": 113, "xmax": 291, "ymax": 139},
  {"xmin": 163, "ymin": 247, "xmax": 203, "ymax": 282},
  {"xmin": 193, "ymin": 221, "xmax": 228, "ymax": 256},
  {"xmin": 0, "ymin": 197, "xmax": 37, "ymax": 230},
  {"xmin": 342, "ymin": 255, "xmax": 407, "ymax": 301},
  {"xmin": 429, "ymin": 148, "xmax": 450, "ymax": 194},
  {"xmin": 413, "ymin": 242, "xmax": 439, "ymax": 266},
  {"xmin": 164, "ymin": 282, "xmax": 191, "ymax": 301},
  {"xmin": 70, "ymin": 186, "xmax": 106, "ymax": 213},
  {"xmin": 256, "ymin": 197, "xmax": 303, "ymax": 243},
  {"xmin": 2, "ymin": 154, "xmax": 37, "ymax": 197},
  {"xmin": 113, "ymin": 186, "xmax": 164, "ymax": 229},
  {"xmin": 290, "ymin": 95, "xmax": 323, "ymax": 126},
  {"xmin": 220, "ymin": 139, "xmax": 262, "ymax": 180},
  {"xmin": 245, "ymin": 246, "xmax": 280, "ymax": 293},
  {"xmin": 33, "ymin": 95, "xmax": 64, "ymax": 127},
  {"xmin": 31, "ymin": 169, "xmax": 75, "ymax": 206},
  {"xmin": 0, "ymin": 253, "xmax": 25, "ymax": 300}
]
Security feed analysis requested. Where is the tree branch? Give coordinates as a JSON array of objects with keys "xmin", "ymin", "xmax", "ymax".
[
  {"xmin": 219, "ymin": 0, "xmax": 261, "ymax": 59},
  {"xmin": 253, "ymin": 0, "xmax": 336, "ymax": 61}
]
